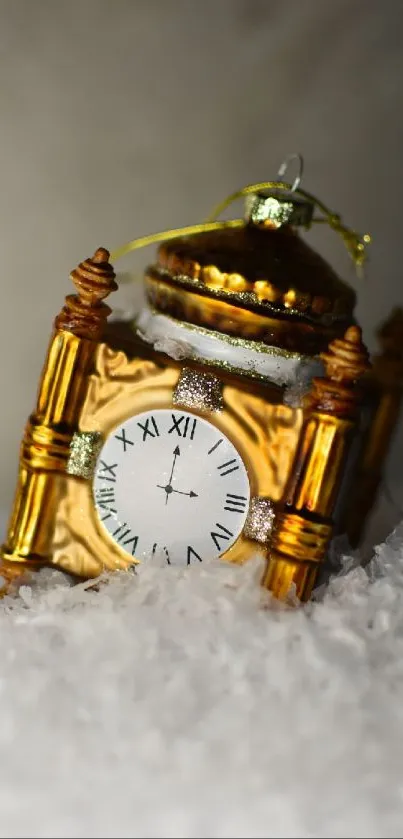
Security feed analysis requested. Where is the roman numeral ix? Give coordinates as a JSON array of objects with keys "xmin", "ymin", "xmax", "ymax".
[
  {"xmin": 210, "ymin": 522, "xmax": 234, "ymax": 551},
  {"xmin": 224, "ymin": 493, "xmax": 248, "ymax": 513},
  {"xmin": 168, "ymin": 414, "xmax": 197, "ymax": 439}
]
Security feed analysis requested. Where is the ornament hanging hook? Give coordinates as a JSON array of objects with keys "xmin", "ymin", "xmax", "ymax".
[
  {"xmin": 110, "ymin": 154, "xmax": 370, "ymax": 275},
  {"xmin": 277, "ymin": 152, "xmax": 304, "ymax": 192}
]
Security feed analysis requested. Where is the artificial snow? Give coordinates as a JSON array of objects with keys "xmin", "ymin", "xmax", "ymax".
[{"xmin": 1, "ymin": 523, "xmax": 403, "ymax": 838}]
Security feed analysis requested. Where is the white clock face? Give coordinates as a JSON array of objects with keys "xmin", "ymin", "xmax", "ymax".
[{"xmin": 93, "ymin": 408, "xmax": 250, "ymax": 565}]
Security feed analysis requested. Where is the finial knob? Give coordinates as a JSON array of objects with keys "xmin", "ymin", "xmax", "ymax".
[
  {"xmin": 309, "ymin": 325, "xmax": 371, "ymax": 417},
  {"xmin": 55, "ymin": 248, "xmax": 117, "ymax": 340},
  {"xmin": 70, "ymin": 248, "xmax": 117, "ymax": 306},
  {"xmin": 320, "ymin": 325, "xmax": 371, "ymax": 384}
]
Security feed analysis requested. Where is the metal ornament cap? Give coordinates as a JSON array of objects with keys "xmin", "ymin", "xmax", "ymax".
[{"xmin": 245, "ymin": 189, "xmax": 314, "ymax": 230}]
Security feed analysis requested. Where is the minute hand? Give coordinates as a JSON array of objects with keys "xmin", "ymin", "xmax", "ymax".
[{"xmin": 168, "ymin": 445, "xmax": 180, "ymax": 484}]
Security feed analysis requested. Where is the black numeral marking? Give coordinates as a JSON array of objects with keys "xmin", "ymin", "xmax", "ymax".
[
  {"xmin": 217, "ymin": 458, "xmax": 239, "ymax": 477},
  {"xmin": 187, "ymin": 546, "xmax": 202, "ymax": 565},
  {"xmin": 224, "ymin": 493, "xmax": 248, "ymax": 513},
  {"xmin": 98, "ymin": 461, "xmax": 118, "ymax": 482},
  {"xmin": 208, "ymin": 438, "xmax": 223, "ymax": 455},
  {"xmin": 210, "ymin": 522, "xmax": 234, "ymax": 551},
  {"xmin": 168, "ymin": 414, "xmax": 197, "ymax": 439},
  {"xmin": 115, "ymin": 428, "xmax": 134, "ymax": 452},
  {"xmin": 152, "ymin": 543, "xmax": 171, "ymax": 565},
  {"xmin": 112, "ymin": 523, "xmax": 138, "ymax": 555},
  {"xmin": 137, "ymin": 416, "xmax": 160, "ymax": 441},
  {"xmin": 95, "ymin": 487, "xmax": 117, "ymax": 521}
]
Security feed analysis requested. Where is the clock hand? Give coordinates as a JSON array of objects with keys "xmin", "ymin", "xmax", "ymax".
[
  {"xmin": 156, "ymin": 485, "xmax": 198, "ymax": 499},
  {"xmin": 168, "ymin": 445, "xmax": 180, "ymax": 485},
  {"xmin": 157, "ymin": 445, "xmax": 181, "ymax": 505},
  {"xmin": 170, "ymin": 488, "xmax": 198, "ymax": 498}
]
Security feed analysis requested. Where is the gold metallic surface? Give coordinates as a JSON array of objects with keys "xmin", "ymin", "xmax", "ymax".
[
  {"xmin": 1, "ymin": 329, "xmax": 96, "ymax": 566},
  {"xmin": 2, "ymin": 226, "xmax": 395, "ymax": 603},
  {"xmin": 270, "ymin": 512, "xmax": 331, "ymax": 561},
  {"xmin": 50, "ymin": 343, "xmax": 301, "ymax": 574},
  {"xmin": 145, "ymin": 272, "xmax": 338, "ymax": 356},
  {"xmin": 345, "ymin": 308, "xmax": 403, "ymax": 545},
  {"xmin": 155, "ymin": 225, "xmax": 356, "ymax": 319},
  {"xmin": 67, "ymin": 431, "xmax": 103, "ymax": 480},
  {"xmin": 261, "ymin": 552, "xmax": 319, "ymax": 603},
  {"xmin": 8, "ymin": 336, "xmax": 297, "ymax": 577},
  {"xmin": 172, "ymin": 367, "xmax": 224, "ymax": 413},
  {"xmin": 263, "ymin": 326, "xmax": 371, "ymax": 602},
  {"xmin": 1, "ymin": 250, "xmax": 118, "ymax": 576}
]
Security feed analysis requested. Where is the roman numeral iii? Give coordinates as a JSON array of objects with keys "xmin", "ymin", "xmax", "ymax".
[{"xmin": 224, "ymin": 493, "xmax": 248, "ymax": 513}]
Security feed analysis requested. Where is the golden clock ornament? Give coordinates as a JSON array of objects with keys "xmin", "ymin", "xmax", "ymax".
[{"xmin": 2, "ymin": 156, "xmax": 402, "ymax": 603}]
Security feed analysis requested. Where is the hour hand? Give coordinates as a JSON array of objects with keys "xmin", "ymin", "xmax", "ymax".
[
  {"xmin": 156, "ymin": 484, "xmax": 198, "ymax": 499},
  {"xmin": 171, "ymin": 488, "xmax": 198, "ymax": 498}
]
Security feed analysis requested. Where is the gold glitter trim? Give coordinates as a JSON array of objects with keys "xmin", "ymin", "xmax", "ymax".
[
  {"xmin": 135, "ymin": 306, "xmax": 316, "ymax": 384},
  {"xmin": 173, "ymin": 368, "xmax": 224, "ymax": 413},
  {"xmin": 67, "ymin": 431, "xmax": 103, "ymax": 480},
  {"xmin": 137, "ymin": 306, "xmax": 307, "ymax": 360},
  {"xmin": 244, "ymin": 497, "xmax": 275, "ymax": 544},
  {"xmin": 149, "ymin": 266, "xmax": 318, "ymax": 321},
  {"xmin": 136, "ymin": 306, "xmax": 319, "ymax": 384}
]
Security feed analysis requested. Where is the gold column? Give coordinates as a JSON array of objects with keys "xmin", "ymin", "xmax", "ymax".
[
  {"xmin": 262, "ymin": 326, "xmax": 371, "ymax": 603},
  {"xmin": 1, "ymin": 248, "xmax": 117, "ymax": 582},
  {"xmin": 345, "ymin": 308, "xmax": 403, "ymax": 546}
]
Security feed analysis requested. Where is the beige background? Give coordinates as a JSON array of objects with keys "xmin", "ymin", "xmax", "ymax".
[{"xmin": 0, "ymin": 0, "xmax": 402, "ymax": 544}]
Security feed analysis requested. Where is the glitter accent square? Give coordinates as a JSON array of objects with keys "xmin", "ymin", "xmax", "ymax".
[
  {"xmin": 67, "ymin": 431, "xmax": 102, "ymax": 480},
  {"xmin": 173, "ymin": 367, "xmax": 224, "ymax": 413},
  {"xmin": 243, "ymin": 497, "xmax": 275, "ymax": 544}
]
